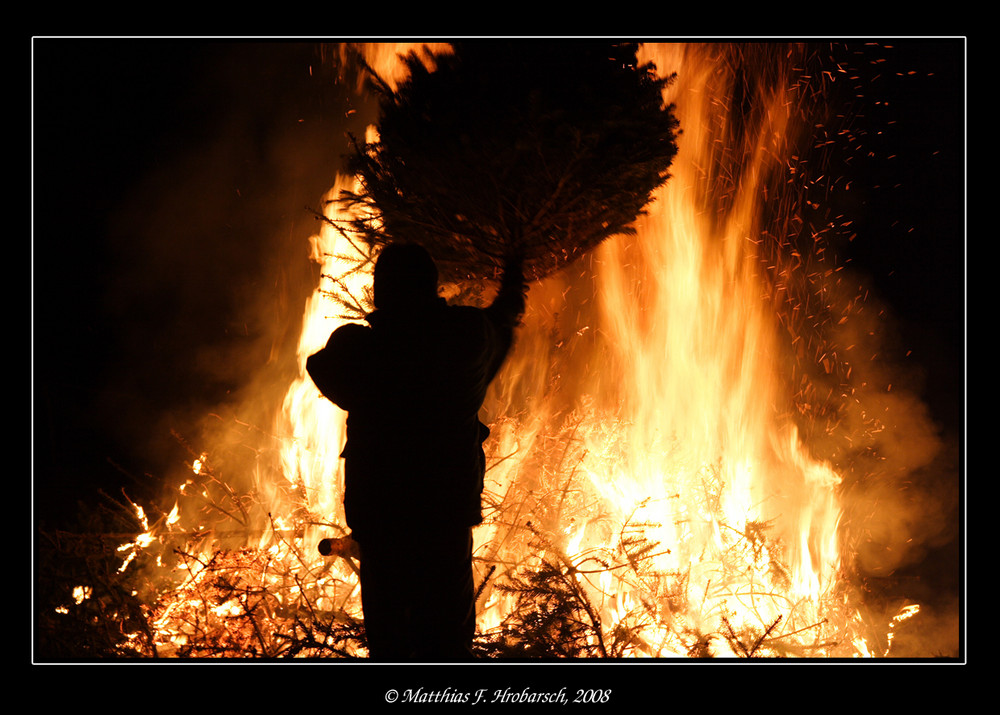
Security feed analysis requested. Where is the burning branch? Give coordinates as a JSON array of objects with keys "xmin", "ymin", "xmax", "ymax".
[
  {"xmin": 721, "ymin": 613, "xmax": 783, "ymax": 658},
  {"xmin": 486, "ymin": 525, "xmax": 609, "ymax": 658},
  {"xmin": 309, "ymin": 206, "xmax": 378, "ymax": 320}
]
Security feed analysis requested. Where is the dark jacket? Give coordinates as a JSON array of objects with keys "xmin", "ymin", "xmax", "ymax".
[{"xmin": 307, "ymin": 268, "xmax": 524, "ymax": 540}]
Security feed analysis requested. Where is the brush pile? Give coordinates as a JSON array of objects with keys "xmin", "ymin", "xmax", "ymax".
[{"xmin": 338, "ymin": 41, "xmax": 680, "ymax": 282}]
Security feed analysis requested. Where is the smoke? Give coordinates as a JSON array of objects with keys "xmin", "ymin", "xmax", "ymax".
[
  {"xmin": 816, "ymin": 271, "xmax": 962, "ymax": 656},
  {"xmin": 757, "ymin": 40, "xmax": 965, "ymax": 655}
]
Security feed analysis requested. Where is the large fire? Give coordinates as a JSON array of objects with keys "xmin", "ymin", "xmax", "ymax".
[{"xmin": 74, "ymin": 41, "xmax": 954, "ymax": 659}]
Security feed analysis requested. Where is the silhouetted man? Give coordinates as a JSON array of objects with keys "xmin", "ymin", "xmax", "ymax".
[{"xmin": 307, "ymin": 243, "xmax": 526, "ymax": 661}]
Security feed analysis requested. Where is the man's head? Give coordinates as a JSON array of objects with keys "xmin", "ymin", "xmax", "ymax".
[{"xmin": 372, "ymin": 243, "xmax": 439, "ymax": 310}]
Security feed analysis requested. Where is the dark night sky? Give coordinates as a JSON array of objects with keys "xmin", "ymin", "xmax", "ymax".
[
  {"xmin": 828, "ymin": 40, "xmax": 965, "ymax": 427},
  {"xmin": 31, "ymin": 39, "xmax": 965, "ymax": 558}
]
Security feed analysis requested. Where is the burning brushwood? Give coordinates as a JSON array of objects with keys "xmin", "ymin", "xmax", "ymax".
[
  {"xmin": 338, "ymin": 41, "xmax": 680, "ymax": 282},
  {"xmin": 35, "ymin": 42, "xmax": 955, "ymax": 662}
]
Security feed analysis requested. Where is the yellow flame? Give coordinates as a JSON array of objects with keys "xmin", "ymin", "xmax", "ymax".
[
  {"xmin": 470, "ymin": 43, "xmax": 848, "ymax": 655},
  {"xmin": 142, "ymin": 42, "xmax": 889, "ymax": 658}
]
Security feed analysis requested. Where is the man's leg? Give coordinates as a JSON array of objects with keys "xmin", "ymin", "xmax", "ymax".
[
  {"xmin": 411, "ymin": 526, "xmax": 476, "ymax": 661},
  {"xmin": 358, "ymin": 538, "xmax": 413, "ymax": 661}
]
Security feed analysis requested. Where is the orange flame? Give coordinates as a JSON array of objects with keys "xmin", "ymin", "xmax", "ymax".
[{"xmin": 126, "ymin": 42, "xmax": 917, "ymax": 658}]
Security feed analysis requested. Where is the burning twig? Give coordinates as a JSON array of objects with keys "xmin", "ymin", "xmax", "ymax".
[{"xmin": 721, "ymin": 613, "xmax": 782, "ymax": 658}]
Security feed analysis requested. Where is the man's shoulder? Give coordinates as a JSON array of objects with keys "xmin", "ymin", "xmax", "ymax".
[{"xmin": 325, "ymin": 321, "xmax": 373, "ymax": 353}]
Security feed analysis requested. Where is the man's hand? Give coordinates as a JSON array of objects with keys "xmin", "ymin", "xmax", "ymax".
[{"xmin": 493, "ymin": 250, "xmax": 527, "ymax": 324}]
